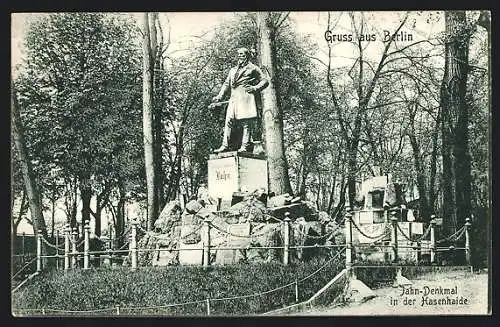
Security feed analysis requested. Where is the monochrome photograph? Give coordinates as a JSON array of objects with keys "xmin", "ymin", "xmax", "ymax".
[{"xmin": 10, "ymin": 11, "xmax": 491, "ymax": 316}]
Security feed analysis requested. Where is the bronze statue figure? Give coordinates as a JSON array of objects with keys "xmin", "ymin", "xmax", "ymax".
[{"xmin": 210, "ymin": 47, "xmax": 269, "ymax": 153}]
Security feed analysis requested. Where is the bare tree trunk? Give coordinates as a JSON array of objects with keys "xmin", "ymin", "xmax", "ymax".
[
  {"xmin": 326, "ymin": 149, "xmax": 343, "ymax": 214},
  {"xmin": 347, "ymin": 115, "xmax": 362, "ymax": 208},
  {"xmin": 440, "ymin": 11, "xmax": 471, "ymax": 233},
  {"xmin": 150, "ymin": 12, "xmax": 166, "ymax": 210},
  {"xmin": 407, "ymin": 104, "xmax": 431, "ymax": 221},
  {"xmin": 51, "ymin": 186, "xmax": 56, "ymax": 238},
  {"xmin": 164, "ymin": 123, "xmax": 184, "ymax": 201},
  {"xmin": 11, "ymin": 85, "xmax": 47, "ymax": 238},
  {"xmin": 142, "ymin": 13, "xmax": 159, "ymax": 230},
  {"xmin": 297, "ymin": 129, "xmax": 309, "ymax": 197},
  {"xmin": 80, "ymin": 177, "xmax": 92, "ymax": 232},
  {"xmin": 428, "ymin": 107, "xmax": 441, "ymax": 211},
  {"xmin": 326, "ymin": 174, "xmax": 337, "ymax": 214},
  {"xmin": 257, "ymin": 12, "xmax": 292, "ymax": 195},
  {"xmin": 71, "ymin": 179, "xmax": 78, "ymax": 227},
  {"xmin": 13, "ymin": 189, "xmax": 27, "ymax": 234},
  {"xmin": 332, "ymin": 179, "xmax": 348, "ymax": 222},
  {"xmin": 116, "ymin": 179, "xmax": 126, "ymax": 248}
]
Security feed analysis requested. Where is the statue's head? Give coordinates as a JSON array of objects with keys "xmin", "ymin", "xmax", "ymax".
[{"xmin": 237, "ymin": 47, "xmax": 250, "ymax": 65}]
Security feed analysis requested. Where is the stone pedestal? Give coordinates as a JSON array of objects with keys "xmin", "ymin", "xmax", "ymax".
[{"xmin": 208, "ymin": 151, "xmax": 268, "ymax": 209}]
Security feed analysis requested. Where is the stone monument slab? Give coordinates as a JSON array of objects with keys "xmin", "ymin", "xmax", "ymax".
[
  {"xmin": 207, "ymin": 152, "xmax": 268, "ymax": 209},
  {"xmin": 215, "ymin": 223, "xmax": 251, "ymax": 265}
]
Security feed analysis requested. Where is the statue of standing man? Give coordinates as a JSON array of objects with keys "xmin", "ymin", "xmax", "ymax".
[{"xmin": 211, "ymin": 47, "xmax": 269, "ymax": 153}]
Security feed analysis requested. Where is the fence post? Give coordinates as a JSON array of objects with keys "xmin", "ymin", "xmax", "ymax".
[
  {"xmin": 430, "ymin": 216, "xmax": 436, "ymax": 264},
  {"xmin": 416, "ymin": 239, "xmax": 421, "ymax": 263},
  {"xmin": 345, "ymin": 212, "xmax": 354, "ymax": 278},
  {"xmin": 36, "ymin": 230, "xmax": 43, "ymax": 273},
  {"xmin": 390, "ymin": 212, "xmax": 398, "ymax": 263},
  {"xmin": 22, "ymin": 232, "xmax": 26, "ymax": 262},
  {"xmin": 71, "ymin": 227, "xmax": 78, "ymax": 268},
  {"xmin": 203, "ymin": 218, "xmax": 211, "ymax": 268},
  {"xmin": 283, "ymin": 212, "xmax": 291, "ymax": 265},
  {"xmin": 104, "ymin": 227, "xmax": 111, "ymax": 266},
  {"xmin": 295, "ymin": 278, "xmax": 299, "ymax": 302},
  {"xmin": 131, "ymin": 220, "xmax": 138, "ymax": 270},
  {"xmin": 55, "ymin": 230, "xmax": 60, "ymax": 270},
  {"xmin": 84, "ymin": 220, "xmax": 90, "ymax": 270},
  {"xmin": 465, "ymin": 217, "xmax": 471, "ymax": 265},
  {"xmin": 116, "ymin": 305, "xmax": 120, "ymax": 315},
  {"xmin": 110, "ymin": 231, "xmax": 115, "ymax": 267},
  {"xmin": 64, "ymin": 224, "xmax": 70, "ymax": 271},
  {"xmin": 206, "ymin": 298, "xmax": 211, "ymax": 316}
]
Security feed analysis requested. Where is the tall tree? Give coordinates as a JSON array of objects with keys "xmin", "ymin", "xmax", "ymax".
[
  {"xmin": 16, "ymin": 13, "xmax": 142, "ymax": 236},
  {"xmin": 325, "ymin": 12, "xmax": 411, "ymax": 208},
  {"xmin": 151, "ymin": 13, "xmax": 168, "ymax": 209},
  {"xmin": 11, "ymin": 85, "xmax": 47, "ymax": 238},
  {"xmin": 440, "ymin": 11, "xmax": 472, "ymax": 233},
  {"xmin": 256, "ymin": 12, "xmax": 293, "ymax": 195},
  {"xmin": 142, "ymin": 13, "xmax": 159, "ymax": 230}
]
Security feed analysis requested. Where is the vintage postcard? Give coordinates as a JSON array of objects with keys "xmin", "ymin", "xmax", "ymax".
[{"xmin": 10, "ymin": 11, "xmax": 491, "ymax": 316}]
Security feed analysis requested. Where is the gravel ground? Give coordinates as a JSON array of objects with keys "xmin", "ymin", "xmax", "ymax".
[{"xmin": 295, "ymin": 270, "xmax": 490, "ymax": 316}]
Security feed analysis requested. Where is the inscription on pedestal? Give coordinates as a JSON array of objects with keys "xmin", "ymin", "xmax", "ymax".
[{"xmin": 207, "ymin": 152, "xmax": 268, "ymax": 203}]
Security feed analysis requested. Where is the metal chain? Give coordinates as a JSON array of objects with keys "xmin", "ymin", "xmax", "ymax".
[
  {"xmin": 395, "ymin": 223, "xmax": 413, "ymax": 242},
  {"xmin": 40, "ymin": 237, "xmax": 65, "ymax": 252},
  {"xmin": 211, "ymin": 213, "xmax": 345, "ymax": 240},
  {"xmin": 413, "ymin": 224, "xmax": 432, "ymax": 242},
  {"xmin": 248, "ymin": 224, "xmax": 282, "ymax": 238},
  {"xmin": 396, "ymin": 222, "xmax": 433, "ymax": 243},
  {"xmin": 68, "ymin": 237, "xmax": 85, "ymax": 248},
  {"xmin": 293, "ymin": 216, "xmax": 346, "ymax": 240},
  {"xmin": 349, "ymin": 217, "xmax": 391, "ymax": 240},
  {"xmin": 263, "ymin": 214, "xmax": 283, "ymax": 223},
  {"xmin": 12, "ymin": 257, "xmax": 37, "ymax": 279},
  {"xmin": 13, "ymin": 252, "xmax": 342, "ymax": 315},
  {"xmin": 208, "ymin": 221, "xmax": 280, "ymax": 239},
  {"xmin": 180, "ymin": 224, "xmax": 204, "ymax": 240},
  {"xmin": 118, "ymin": 241, "xmax": 130, "ymax": 251},
  {"xmin": 436, "ymin": 225, "xmax": 466, "ymax": 244},
  {"xmin": 297, "ymin": 247, "xmax": 345, "ymax": 282}
]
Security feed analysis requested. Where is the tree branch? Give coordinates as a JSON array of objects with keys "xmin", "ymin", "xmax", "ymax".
[{"xmin": 275, "ymin": 12, "xmax": 290, "ymax": 29}]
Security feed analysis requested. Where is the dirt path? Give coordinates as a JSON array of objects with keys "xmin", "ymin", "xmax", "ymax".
[{"xmin": 295, "ymin": 270, "xmax": 490, "ymax": 316}]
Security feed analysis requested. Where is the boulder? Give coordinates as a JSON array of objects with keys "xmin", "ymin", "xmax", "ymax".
[
  {"xmin": 178, "ymin": 241, "xmax": 203, "ymax": 265},
  {"xmin": 159, "ymin": 200, "xmax": 181, "ymax": 220},
  {"xmin": 180, "ymin": 225, "xmax": 202, "ymax": 245},
  {"xmin": 196, "ymin": 206, "xmax": 213, "ymax": 220},
  {"xmin": 181, "ymin": 212, "xmax": 202, "ymax": 226},
  {"xmin": 247, "ymin": 223, "xmax": 283, "ymax": 263},
  {"xmin": 136, "ymin": 232, "xmax": 160, "ymax": 266},
  {"xmin": 268, "ymin": 202, "xmax": 318, "ymax": 221},
  {"xmin": 268, "ymin": 193, "xmax": 292, "ymax": 207},
  {"xmin": 185, "ymin": 199, "xmax": 203, "ymax": 214},
  {"xmin": 228, "ymin": 197, "xmax": 267, "ymax": 223},
  {"xmin": 215, "ymin": 223, "xmax": 251, "ymax": 264},
  {"xmin": 154, "ymin": 200, "xmax": 182, "ymax": 234},
  {"xmin": 153, "ymin": 246, "xmax": 179, "ymax": 266},
  {"xmin": 252, "ymin": 188, "xmax": 268, "ymax": 206},
  {"xmin": 152, "ymin": 234, "xmax": 179, "ymax": 266},
  {"xmin": 292, "ymin": 219, "xmax": 326, "ymax": 260},
  {"xmin": 326, "ymin": 221, "xmax": 345, "ymax": 245},
  {"xmin": 207, "ymin": 215, "xmax": 229, "ymax": 246}
]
